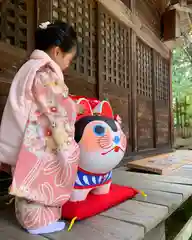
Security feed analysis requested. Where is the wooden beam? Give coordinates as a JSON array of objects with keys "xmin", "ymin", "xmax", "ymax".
[
  {"xmin": 152, "ymin": 50, "xmax": 157, "ymax": 149},
  {"xmin": 168, "ymin": 51, "xmax": 174, "ymax": 148},
  {"xmin": 169, "ymin": 3, "xmax": 192, "ymax": 13},
  {"xmin": 96, "ymin": 0, "xmax": 170, "ymax": 59},
  {"xmin": 27, "ymin": 0, "xmax": 36, "ymax": 53},
  {"xmin": 96, "ymin": 3, "xmax": 103, "ymax": 100},
  {"xmin": 130, "ymin": 31, "xmax": 138, "ymax": 152},
  {"xmin": 130, "ymin": 0, "xmax": 137, "ymax": 152},
  {"xmin": 174, "ymin": 216, "xmax": 192, "ymax": 240}
]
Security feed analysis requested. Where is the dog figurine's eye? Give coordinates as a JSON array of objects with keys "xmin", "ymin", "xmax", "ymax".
[{"xmin": 93, "ymin": 125, "xmax": 105, "ymax": 136}]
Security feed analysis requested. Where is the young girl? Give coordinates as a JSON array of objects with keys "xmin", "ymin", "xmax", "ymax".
[{"xmin": 0, "ymin": 21, "xmax": 80, "ymax": 234}]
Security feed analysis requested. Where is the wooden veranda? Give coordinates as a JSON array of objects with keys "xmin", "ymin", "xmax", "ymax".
[
  {"xmin": 1, "ymin": 153, "xmax": 192, "ymax": 240},
  {"xmin": 1, "ymin": 1, "xmax": 192, "ymax": 239}
]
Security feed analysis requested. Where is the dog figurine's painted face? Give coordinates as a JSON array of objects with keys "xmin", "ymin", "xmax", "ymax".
[{"xmin": 71, "ymin": 97, "xmax": 127, "ymax": 174}]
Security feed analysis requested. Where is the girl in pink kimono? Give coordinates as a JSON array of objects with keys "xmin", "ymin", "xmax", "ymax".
[{"xmin": 0, "ymin": 21, "xmax": 80, "ymax": 234}]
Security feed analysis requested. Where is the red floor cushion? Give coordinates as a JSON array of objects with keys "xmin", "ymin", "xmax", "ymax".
[{"xmin": 62, "ymin": 184, "xmax": 138, "ymax": 221}]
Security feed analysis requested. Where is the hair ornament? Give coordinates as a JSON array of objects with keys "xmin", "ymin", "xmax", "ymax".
[{"xmin": 39, "ymin": 21, "xmax": 51, "ymax": 29}]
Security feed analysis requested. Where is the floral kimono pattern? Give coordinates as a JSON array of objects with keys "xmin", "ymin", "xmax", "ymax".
[{"xmin": 10, "ymin": 64, "xmax": 80, "ymax": 230}]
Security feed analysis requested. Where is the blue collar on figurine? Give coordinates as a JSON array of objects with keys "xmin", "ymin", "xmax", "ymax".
[{"xmin": 74, "ymin": 168, "xmax": 112, "ymax": 188}]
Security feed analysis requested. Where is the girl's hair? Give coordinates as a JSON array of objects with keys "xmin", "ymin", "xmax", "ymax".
[{"xmin": 35, "ymin": 20, "xmax": 78, "ymax": 55}]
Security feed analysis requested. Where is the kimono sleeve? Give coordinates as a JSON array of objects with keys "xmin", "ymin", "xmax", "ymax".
[{"xmin": 33, "ymin": 67, "xmax": 75, "ymax": 149}]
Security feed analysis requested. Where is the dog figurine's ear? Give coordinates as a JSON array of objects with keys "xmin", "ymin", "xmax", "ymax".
[
  {"xmin": 93, "ymin": 100, "xmax": 114, "ymax": 118},
  {"xmin": 75, "ymin": 98, "xmax": 93, "ymax": 121}
]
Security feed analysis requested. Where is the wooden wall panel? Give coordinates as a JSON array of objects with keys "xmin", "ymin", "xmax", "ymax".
[
  {"xmin": 154, "ymin": 53, "xmax": 170, "ymax": 146},
  {"xmin": 65, "ymin": 73, "xmax": 97, "ymax": 98},
  {"xmin": 0, "ymin": 82, "xmax": 10, "ymax": 122},
  {"xmin": 137, "ymin": 96, "xmax": 154, "ymax": 149},
  {"xmin": 135, "ymin": 0, "xmax": 161, "ymax": 37}
]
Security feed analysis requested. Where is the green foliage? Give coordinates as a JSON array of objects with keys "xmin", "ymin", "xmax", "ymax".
[
  {"xmin": 172, "ymin": 46, "xmax": 192, "ymax": 126},
  {"xmin": 172, "ymin": 47, "xmax": 192, "ymax": 100}
]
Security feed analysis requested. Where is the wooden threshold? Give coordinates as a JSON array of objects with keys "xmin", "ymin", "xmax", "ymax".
[{"xmin": 124, "ymin": 147, "xmax": 174, "ymax": 161}]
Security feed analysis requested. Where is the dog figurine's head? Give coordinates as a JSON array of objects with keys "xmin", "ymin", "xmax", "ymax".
[{"xmin": 70, "ymin": 96, "xmax": 127, "ymax": 174}]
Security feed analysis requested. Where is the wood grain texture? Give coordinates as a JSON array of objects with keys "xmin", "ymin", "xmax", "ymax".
[
  {"xmin": 112, "ymin": 170, "xmax": 192, "ymax": 200},
  {"xmin": 101, "ymin": 200, "xmax": 168, "ymax": 233},
  {"xmin": 169, "ymin": 153, "xmax": 192, "ymax": 178},
  {"xmin": 135, "ymin": 189, "xmax": 182, "ymax": 213},
  {"xmin": 170, "ymin": 166, "xmax": 192, "ymax": 179},
  {"xmin": 97, "ymin": 0, "xmax": 169, "ymax": 59},
  {"xmin": 174, "ymin": 216, "xmax": 192, "ymax": 240},
  {"xmin": 127, "ymin": 153, "xmax": 192, "ymax": 175},
  {"xmin": 45, "ymin": 215, "xmax": 144, "ymax": 240},
  {"xmin": 136, "ymin": 0, "xmax": 161, "ymax": 37},
  {"xmin": 143, "ymin": 222, "xmax": 165, "ymax": 240},
  {"xmin": 114, "ymin": 168, "xmax": 192, "ymax": 185},
  {"xmin": 0, "ymin": 208, "xmax": 46, "ymax": 240}
]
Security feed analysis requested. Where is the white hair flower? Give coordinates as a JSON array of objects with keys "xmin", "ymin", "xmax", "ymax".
[{"xmin": 39, "ymin": 21, "xmax": 51, "ymax": 29}]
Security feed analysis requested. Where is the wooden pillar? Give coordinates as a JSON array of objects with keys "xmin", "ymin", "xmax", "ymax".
[
  {"xmin": 27, "ymin": 0, "xmax": 36, "ymax": 53},
  {"xmin": 130, "ymin": 0, "xmax": 137, "ymax": 151},
  {"xmin": 152, "ymin": 50, "xmax": 157, "ymax": 148},
  {"xmin": 36, "ymin": 0, "xmax": 53, "ymax": 25},
  {"xmin": 168, "ymin": 50, "xmax": 174, "ymax": 148},
  {"xmin": 130, "ymin": 31, "xmax": 137, "ymax": 152},
  {"xmin": 130, "ymin": 0, "xmax": 138, "ymax": 152},
  {"xmin": 96, "ymin": 3, "xmax": 104, "ymax": 100}
]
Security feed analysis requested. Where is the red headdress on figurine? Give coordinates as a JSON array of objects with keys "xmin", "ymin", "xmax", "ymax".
[{"xmin": 69, "ymin": 95, "xmax": 121, "ymax": 123}]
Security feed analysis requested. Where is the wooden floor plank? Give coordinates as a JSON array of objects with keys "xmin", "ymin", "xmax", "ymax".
[
  {"xmin": 135, "ymin": 189, "xmax": 182, "ymax": 213},
  {"xmin": 0, "ymin": 206, "xmax": 144, "ymax": 240},
  {"xmin": 143, "ymin": 222, "xmax": 165, "ymax": 240},
  {"xmin": 114, "ymin": 168, "xmax": 192, "ymax": 185},
  {"xmin": 1, "ymin": 165, "xmax": 191, "ymax": 240},
  {"xmin": 112, "ymin": 170, "xmax": 192, "ymax": 201},
  {"xmin": 0, "ymin": 208, "xmax": 46, "ymax": 240},
  {"xmin": 170, "ymin": 166, "xmax": 192, "ymax": 179},
  {"xmin": 45, "ymin": 215, "xmax": 144, "ymax": 240},
  {"xmin": 101, "ymin": 200, "xmax": 168, "ymax": 233}
]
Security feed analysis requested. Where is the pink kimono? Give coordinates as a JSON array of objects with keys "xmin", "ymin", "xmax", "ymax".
[{"xmin": 0, "ymin": 50, "xmax": 80, "ymax": 230}]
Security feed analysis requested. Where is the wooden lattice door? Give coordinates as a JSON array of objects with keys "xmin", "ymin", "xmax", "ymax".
[
  {"xmin": 136, "ymin": 38, "xmax": 154, "ymax": 150},
  {"xmin": 0, "ymin": 0, "xmax": 36, "ymax": 116},
  {"xmin": 98, "ymin": 5, "xmax": 132, "ymax": 155},
  {"xmin": 52, "ymin": 0, "xmax": 97, "ymax": 98},
  {"xmin": 0, "ymin": 0, "xmax": 35, "ymax": 70},
  {"xmin": 0, "ymin": 0, "xmax": 36, "ymax": 196}
]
